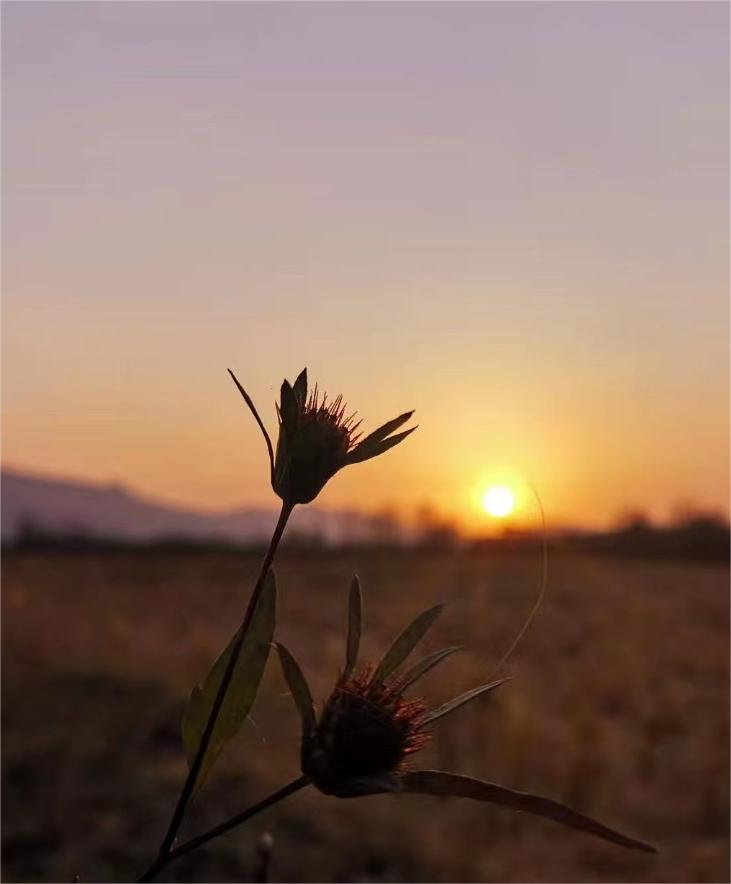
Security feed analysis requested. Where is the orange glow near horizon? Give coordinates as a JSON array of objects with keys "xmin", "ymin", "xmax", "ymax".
[{"xmin": 0, "ymin": 356, "xmax": 731, "ymax": 536}]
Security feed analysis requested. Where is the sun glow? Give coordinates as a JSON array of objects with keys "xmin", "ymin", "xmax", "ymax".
[{"xmin": 482, "ymin": 485, "xmax": 516, "ymax": 518}]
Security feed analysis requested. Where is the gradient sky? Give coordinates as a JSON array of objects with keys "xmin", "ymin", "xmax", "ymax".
[{"xmin": 2, "ymin": 2, "xmax": 729, "ymax": 532}]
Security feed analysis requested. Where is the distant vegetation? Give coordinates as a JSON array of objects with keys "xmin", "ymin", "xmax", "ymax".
[
  {"xmin": 7, "ymin": 510, "xmax": 729, "ymax": 562},
  {"xmin": 559, "ymin": 512, "xmax": 730, "ymax": 562},
  {"xmin": 474, "ymin": 512, "xmax": 730, "ymax": 563}
]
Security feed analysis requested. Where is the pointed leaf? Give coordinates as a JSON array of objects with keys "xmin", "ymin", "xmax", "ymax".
[
  {"xmin": 372, "ymin": 604, "xmax": 443, "ymax": 683},
  {"xmin": 292, "ymin": 368, "xmax": 308, "ymax": 407},
  {"xmin": 344, "ymin": 575, "xmax": 362, "ymax": 678},
  {"xmin": 346, "ymin": 426, "xmax": 417, "ymax": 465},
  {"xmin": 354, "ymin": 411, "xmax": 414, "ymax": 451},
  {"xmin": 279, "ymin": 380, "xmax": 299, "ymax": 433},
  {"xmin": 400, "ymin": 771, "xmax": 657, "ymax": 854},
  {"xmin": 419, "ymin": 678, "xmax": 510, "ymax": 727},
  {"xmin": 274, "ymin": 642, "xmax": 316, "ymax": 737},
  {"xmin": 399, "ymin": 646, "xmax": 463, "ymax": 691},
  {"xmin": 181, "ymin": 570, "xmax": 277, "ymax": 793},
  {"xmin": 228, "ymin": 369, "xmax": 274, "ymax": 473}
]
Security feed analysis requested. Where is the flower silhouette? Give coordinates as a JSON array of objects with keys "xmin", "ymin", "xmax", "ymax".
[
  {"xmin": 228, "ymin": 368, "xmax": 416, "ymax": 505},
  {"xmin": 274, "ymin": 577, "xmax": 657, "ymax": 854}
]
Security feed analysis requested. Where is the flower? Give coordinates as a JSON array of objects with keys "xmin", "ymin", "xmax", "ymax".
[
  {"xmin": 274, "ymin": 577, "xmax": 657, "ymax": 854},
  {"xmin": 228, "ymin": 368, "xmax": 416, "ymax": 505},
  {"xmin": 301, "ymin": 668, "xmax": 431, "ymax": 796}
]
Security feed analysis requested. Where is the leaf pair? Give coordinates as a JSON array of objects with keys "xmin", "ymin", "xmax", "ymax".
[
  {"xmin": 372, "ymin": 603, "xmax": 444, "ymax": 682},
  {"xmin": 345, "ymin": 578, "xmax": 460, "ymax": 691},
  {"xmin": 365, "ymin": 594, "xmax": 509, "ymax": 720},
  {"xmin": 344, "ymin": 411, "xmax": 417, "ymax": 466}
]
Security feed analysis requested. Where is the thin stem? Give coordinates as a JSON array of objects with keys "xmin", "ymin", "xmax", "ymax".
[
  {"xmin": 137, "ymin": 777, "xmax": 309, "ymax": 882},
  {"xmin": 148, "ymin": 501, "xmax": 294, "ymax": 869},
  {"xmin": 486, "ymin": 483, "xmax": 548, "ymax": 680},
  {"xmin": 136, "ymin": 856, "xmax": 166, "ymax": 883},
  {"xmin": 173, "ymin": 777, "xmax": 309, "ymax": 865}
]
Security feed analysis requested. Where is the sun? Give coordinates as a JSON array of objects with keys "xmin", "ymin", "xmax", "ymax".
[{"xmin": 482, "ymin": 485, "xmax": 516, "ymax": 518}]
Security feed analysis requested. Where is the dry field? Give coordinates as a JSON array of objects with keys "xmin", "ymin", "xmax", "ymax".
[{"xmin": 2, "ymin": 547, "xmax": 729, "ymax": 882}]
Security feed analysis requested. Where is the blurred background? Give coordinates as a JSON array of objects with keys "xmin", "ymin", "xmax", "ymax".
[{"xmin": 2, "ymin": 2, "xmax": 729, "ymax": 882}]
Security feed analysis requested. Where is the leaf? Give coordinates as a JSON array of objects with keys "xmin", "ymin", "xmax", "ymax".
[
  {"xmin": 344, "ymin": 575, "xmax": 362, "ymax": 678},
  {"xmin": 398, "ymin": 646, "xmax": 463, "ymax": 691},
  {"xmin": 279, "ymin": 380, "xmax": 299, "ymax": 433},
  {"xmin": 274, "ymin": 642, "xmax": 316, "ymax": 737},
  {"xmin": 346, "ymin": 426, "xmax": 417, "ymax": 465},
  {"xmin": 372, "ymin": 604, "xmax": 443, "ymax": 683},
  {"xmin": 292, "ymin": 368, "xmax": 308, "ymax": 407},
  {"xmin": 351, "ymin": 411, "xmax": 414, "ymax": 452},
  {"xmin": 181, "ymin": 570, "xmax": 277, "ymax": 794},
  {"xmin": 400, "ymin": 771, "xmax": 658, "ymax": 854},
  {"xmin": 418, "ymin": 678, "xmax": 510, "ymax": 727}
]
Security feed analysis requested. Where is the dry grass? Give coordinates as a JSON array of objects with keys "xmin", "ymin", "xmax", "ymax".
[{"xmin": 2, "ymin": 548, "xmax": 729, "ymax": 882}]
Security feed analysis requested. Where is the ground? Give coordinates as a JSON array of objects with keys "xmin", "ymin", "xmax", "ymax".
[{"xmin": 2, "ymin": 548, "xmax": 729, "ymax": 882}]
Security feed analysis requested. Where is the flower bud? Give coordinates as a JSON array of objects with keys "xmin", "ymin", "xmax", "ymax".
[{"xmin": 229, "ymin": 367, "xmax": 416, "ymax": 507}]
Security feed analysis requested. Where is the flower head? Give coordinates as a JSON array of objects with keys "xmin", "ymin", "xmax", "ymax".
[
  {"xmin": 228, "ymin": 368, "xmax": 416, "ymax": 505},
  {"xmin": 302, "ymin": 668, "xmax": 430, "ymax": 796},
  {"xmin": 274, "ymin": 577, "xmax": 657, "ymax": 854}
]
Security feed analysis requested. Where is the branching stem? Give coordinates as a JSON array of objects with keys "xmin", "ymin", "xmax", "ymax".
[
  {"xmin": 138, "ymin": 777, "xmax": 309, "ymax": 882},
  {"xmin": 170, "ymin": 776, "xmax": 310, "ymax": 863},
  {"xmin": 140, "ymin": 501, "xmax": 294, "ymax": 879}
]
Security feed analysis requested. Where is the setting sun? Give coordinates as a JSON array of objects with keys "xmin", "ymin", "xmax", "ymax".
[{"xmin": 482, "ymin": 485, "xmax": 516, "ymax": 518}]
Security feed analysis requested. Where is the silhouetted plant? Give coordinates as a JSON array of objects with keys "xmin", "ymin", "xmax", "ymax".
[{"xmin": 137, "ymin": 369, "xmax": 655, "ymax": 883}]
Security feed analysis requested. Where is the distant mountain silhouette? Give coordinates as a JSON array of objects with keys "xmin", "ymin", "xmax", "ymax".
[{"xmin": 1, "ymin": 467, "xmax": 411, "ymax": 546}]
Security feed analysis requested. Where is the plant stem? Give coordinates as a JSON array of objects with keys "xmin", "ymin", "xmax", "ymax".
[
  {"xmin": 137, "ymin": 777, "xmax": 309, "ymax": 882},
  {"xmin": 145, "ymin": 501, "xmax": 294, "ymax": 873},
  {"xmin": 171, "ymin": 776, "xmax": 309, "ymax": 861},
  {"xmin": 136, "ymin": 854, "xmax": 167, "ymax": 883}
]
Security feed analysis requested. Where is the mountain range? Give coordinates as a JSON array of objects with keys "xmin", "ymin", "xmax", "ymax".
[{"xmin": 1, "ymin": 467, "xmax": 411, "ymax": 546}]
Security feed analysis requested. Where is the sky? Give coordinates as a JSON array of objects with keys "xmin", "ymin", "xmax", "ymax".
[{"xmin": 2, "ymin": 2, "xmax": 729, "ymax": 533}]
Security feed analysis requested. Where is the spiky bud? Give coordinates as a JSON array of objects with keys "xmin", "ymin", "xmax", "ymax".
[
  {"xmin": 302, "ymin": 671, "xmax": 430, "ymax": 797},
  {"xmin": 228, "ymin": 368, "xmax": 416, "ymax": 507}
]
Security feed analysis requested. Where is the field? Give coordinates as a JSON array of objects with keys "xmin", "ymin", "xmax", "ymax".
[{"xmin": 2, "ymin": 547, "xmax": 729, "ymax": 883}]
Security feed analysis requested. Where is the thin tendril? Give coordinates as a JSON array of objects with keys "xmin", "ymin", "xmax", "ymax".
[{"xmin": 486, "ymin": 483, "xmax": 548, "ymax": 680}]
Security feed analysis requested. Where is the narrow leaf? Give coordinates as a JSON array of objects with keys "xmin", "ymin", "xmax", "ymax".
[
  {"xmin": 181, "ymin": 570, "xmax": 277, "ymax": 793},
  {"xmin": 372, "ymin": 604, "xmax": 443, "ymax": 683},
  {"xmin": 344, "ymin": 575, "xmax": 362, "ymax": 678},
  {"xmin": 398, "ymin": 646, "xmax": 463, "ymax": 691},
  {"xmin": 400, "ymin": 771, "xmax": 658, "ymax": 854},
  {"xmin": 292, "ymin": 368, "xmax": 308, "ymax": 406},
  {"xmin": 228, "ymin": 369, "xmax": 274, "ymax": 473},
  {"xmin": 419, "ymin": 678, "xmax": 510, "ymax": 727},
  {"xmin": 346, "ymin": 427, "xmax": 417, "ymax": 465},
  {"xmin": 279, "ymin": 380, "xmax": 299, "ymax": 432},
  {"xmin": 353, "ymin": 411, "xmax": 414, "ymax": 451},
  {"xmin": 274, "ymin": 642, "xmax": 316, "ymax": 737}
]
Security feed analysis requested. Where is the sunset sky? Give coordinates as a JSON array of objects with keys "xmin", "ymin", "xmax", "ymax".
[{"xmin": 2, "ymin": 2, "xmax": 729, "ymax": 533}]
